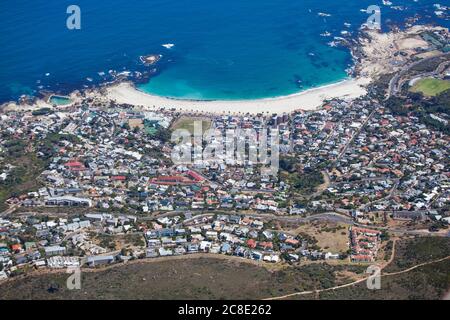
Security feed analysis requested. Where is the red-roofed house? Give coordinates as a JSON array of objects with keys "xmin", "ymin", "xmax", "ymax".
[
  {"xmin": 285, "ymin": 238, "xmax": 299, "ymax": 246},
  {"xmin": 111, "ymin": 175, "xmax": 127, "ymax": 187},
  {"xmin": 111, "ymin": 176, "xmax": 126, "ymax": 181},
  {"xmin": 150, "ymin": 176, "xmax": 193, "ymax": 186},
  {"xmin": 258, "ymin": 242, "xmax": 273, "ymax": 250},
  {"xmin": 65, "ymin": 161, "xmax": 85, "ymax": 171},
  {"xmin": 11, "ymin": 244, "xmax": 22, "ymax": 253},
  {"xmin": 247, "ymin": 239, "xmax": 257, "ymax": 249},
  {"xmin": 187, "ymin": 170, "xmax": 205, "ymax": 183}
]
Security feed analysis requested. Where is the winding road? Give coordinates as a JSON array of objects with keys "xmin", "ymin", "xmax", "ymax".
[{"xmin": 386, "ymin": 52, "xmax": 450, "ymax": 100}]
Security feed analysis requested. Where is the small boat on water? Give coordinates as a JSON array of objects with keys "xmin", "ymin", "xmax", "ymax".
[
  {"xmin": 320, "ymin": 31, "xmax": 331, "ymax": 37},
  {"xmin": 162, "ymin": 43, "xmax": 175, "ymax": 49},
  {"xmin": 318, "ymin": 12, "xmax": 331, "ymax": 17}
]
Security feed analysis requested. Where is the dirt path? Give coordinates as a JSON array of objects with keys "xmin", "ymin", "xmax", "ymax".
[
  {"xmin": 264, "ymin": 240, "xmax": 450, "ymax": 300},
  {"xmin": 0, "ymin": 253, "xmax": 276, "ymax": 287},
  {"xmin": 310, "ymin": 170, "xmax": 331, "ymax": 198},
  {"xmin": 385, "ymin": 239, "xmax": 397, "ymax": 267}
]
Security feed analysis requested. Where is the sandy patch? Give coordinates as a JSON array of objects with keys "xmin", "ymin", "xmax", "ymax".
[{"xmin": 104, "ymin": 78, "xmax": 370, "ymax": 115}]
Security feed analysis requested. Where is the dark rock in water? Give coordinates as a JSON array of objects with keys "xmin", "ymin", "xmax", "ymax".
[
  {"xmin": 140, "ymin": 54, "xmax": 162, "ymax": 66},
  {"xmin": 47, "ymin": 283, "xmax": 60, "ymax": 293}
]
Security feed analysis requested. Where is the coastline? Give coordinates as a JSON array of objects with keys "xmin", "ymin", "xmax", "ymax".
[
  {"xmin": 2, "ymin": 25, "xmax": 442, "ymax": 115},
  {"xmin": 103, "ymin": 77, "xmax": 370, "ymax": 115},
  {"xmin": 100, "ymin": 24, "xmax": 444, "ymax": 116}
]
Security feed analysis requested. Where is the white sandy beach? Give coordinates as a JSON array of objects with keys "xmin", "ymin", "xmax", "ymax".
[{"xmin": 105, "ymin": 78, "xmax": 370, "ymax": 114}]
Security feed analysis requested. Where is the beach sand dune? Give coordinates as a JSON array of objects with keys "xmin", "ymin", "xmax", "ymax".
[{"xmin": 105, "ymin": 78, "xmax": 370, "ymax": 115}]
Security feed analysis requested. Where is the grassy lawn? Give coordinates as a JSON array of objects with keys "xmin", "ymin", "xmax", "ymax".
[
  {"xmin": 171, "ymin": 116, "xmax": 212, "ymax": 135},
  {"xmin": 0, "ymin": 154, "xmax": 46, "ymax": 212},
  {"xmin": 91, "ymin": 233, "xmax": 146, "ymax": 251},
  {"xmin": 410, "ymin": 78, "xmax": 450, "ymax": 97},
  {"xmin": 288, "ymin": 222, "xmax": 350, "ymax": 254},
  {"xmin": 281, "ymin": 169, "xmax": 325, "ymax": 197}
]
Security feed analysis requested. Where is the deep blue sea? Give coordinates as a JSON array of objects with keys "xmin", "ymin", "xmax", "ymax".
[{"xmin": 0, "ymin": 0, "xmax": 448, "ymax": 102}]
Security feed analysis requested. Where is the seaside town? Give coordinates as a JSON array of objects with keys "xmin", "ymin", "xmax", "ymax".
[{"xmin": 0, "ymin": 24, "xmax": 449, "ymax": 286}]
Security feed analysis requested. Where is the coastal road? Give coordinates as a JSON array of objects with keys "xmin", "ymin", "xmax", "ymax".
[
  {"xmin": 396, "ymin": 59, "xmax": 450, "ymax": 93},
  {"xmin": 386, "ymin": 52, "xmax": 450, "ymax": 99}
]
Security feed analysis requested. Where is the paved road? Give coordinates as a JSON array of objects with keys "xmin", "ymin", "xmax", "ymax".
[
  {"xmin": 5, "ymin": 205, "xmax": 443, "ymax": 238},
  {"xmin": 0, "ymin": 204, "xmax": 19, "ymax": 218},
  {"xmin": 136, "ymin": 209, "xmax": 447, "ymax": 237},
  {"xmin": 335, "ymin": 108, "xmax": 377, "ymax": 162},
  {"xmin": 396, "ymin": 59, "xmax": 450, "ymax": 93},
  {"xmin": 181, "ymin": 211, "xmax": 355, "ymax": 225},
  {"xmin": 386, "ymin": 52, "xmax": 450, "ymax": 100}
]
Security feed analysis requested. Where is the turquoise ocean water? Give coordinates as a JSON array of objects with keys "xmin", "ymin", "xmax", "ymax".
[{"xmin": 0, "ymin": 0, "xmax": 447, "ymax": 102}]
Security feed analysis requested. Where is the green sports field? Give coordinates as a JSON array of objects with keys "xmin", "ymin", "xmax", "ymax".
[{"xmin": 410, "ymin": 78, "xmax": 450, "ymax": 97}]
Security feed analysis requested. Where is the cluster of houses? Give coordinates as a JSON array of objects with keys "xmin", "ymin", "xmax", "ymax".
[
  {"xmin": 143, "ymin": 213, "xmax": 343, "ymax": 263},
  {"xmin": 1, "ymin": 93, "xmax": 448, "ymax": 225},
  {"xmin": 0, "ymin": 210, "xmax": 350, "ymax": 280},
  {"xmin": 349, "ymin": 226, "xmax": 381, "ymax": 263},
  {"xmin": 0, "ymin": 105, "xmax": 296, "ymax": 214},
  {"xmin": 289, "ymin": 99, "xmax": 449, "ymax": 223},
  {"xmin": 335, "ymin": 105, "xmax": 449, "ymax": 218},
  {"xmin": 0, "ymin": 62, "xmax": 449, "ymax": 281},
  {"xmin": 0, "ymin": 211, "xmax": 144, "ymax": 279}
]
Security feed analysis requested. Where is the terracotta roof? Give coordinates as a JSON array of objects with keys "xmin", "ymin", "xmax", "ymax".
[{"xmin": 111, "ymin": 176, "xmax": 126, "ymax": 181}]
